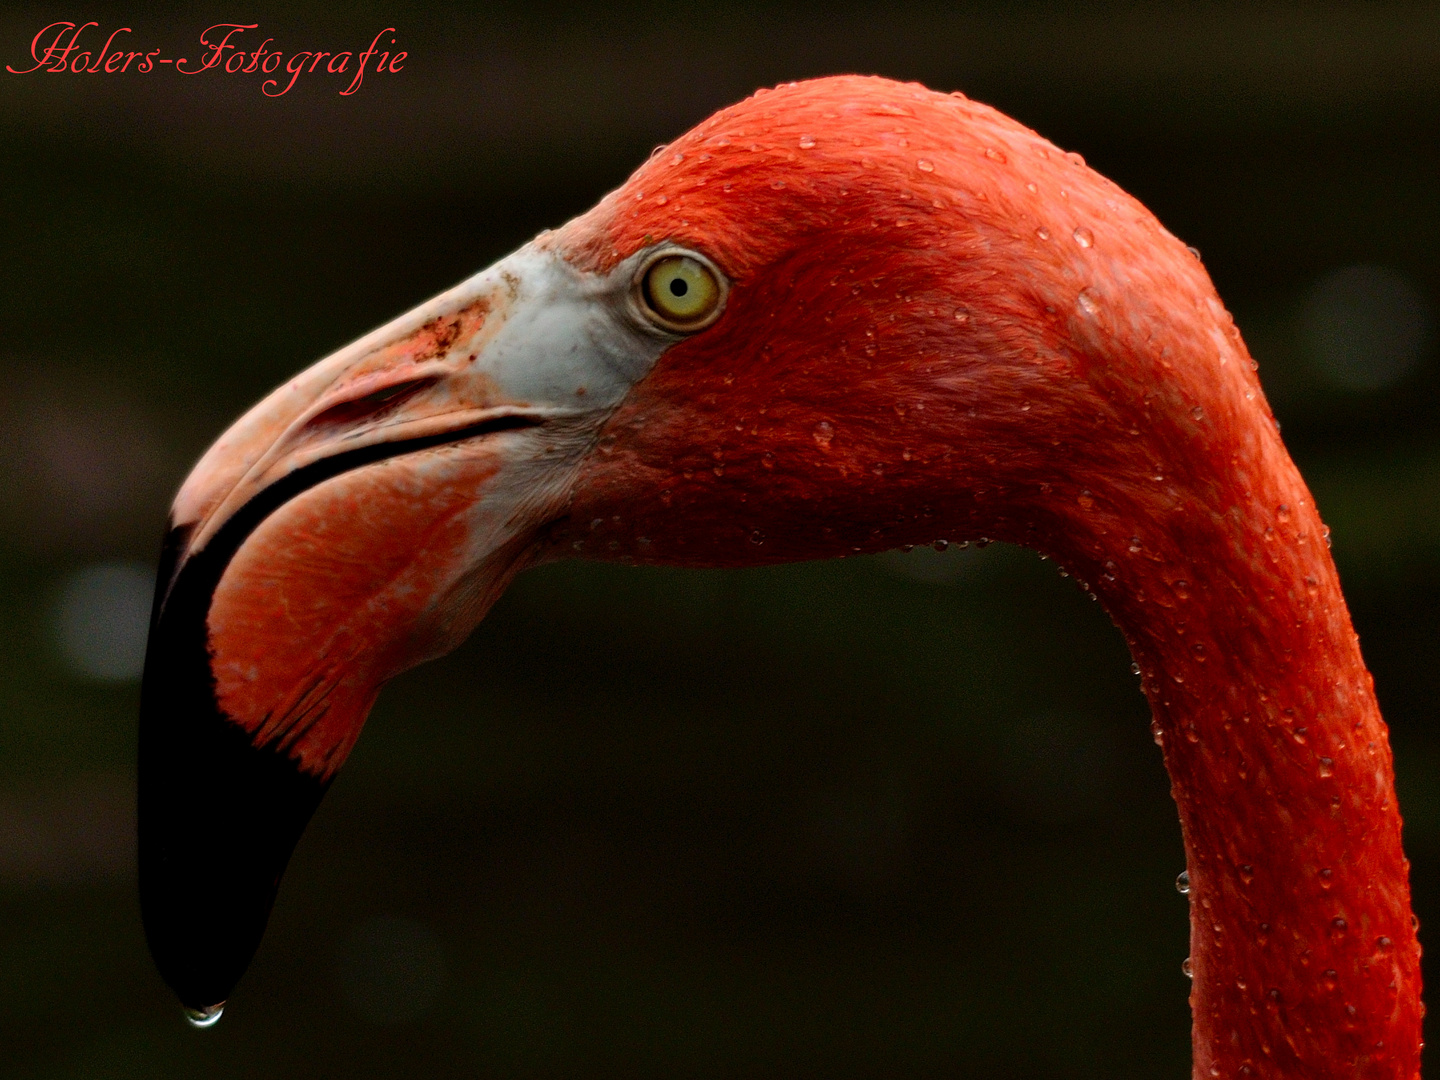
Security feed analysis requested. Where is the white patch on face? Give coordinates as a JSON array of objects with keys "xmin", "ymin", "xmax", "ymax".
[{"xmin": 477, "ymin": 246, "xmax": 674, "ymax": 408}]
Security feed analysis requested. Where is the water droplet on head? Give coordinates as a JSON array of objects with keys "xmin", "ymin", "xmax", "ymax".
[
  {"xmin": 1077, "ymin": 289, "xmax": 1101, "ymax": 316},
  {"xmin": 798, "ymin": 135, "xmax": 816, "ymax": 149},
  {"xmin": 1036, "ymin": 227, "xmax": 1051, "ymax": 240},
  {"xmin": 184, "ymin": 1002, "xmax": 225, "ymax": 1029},
  {"xmin": 1073, "ymin": 226, "xmax": 1094, "ymax": 248},
  {"xmin": 1319, "ymin": 757, "xmax": 1334, "ymax": 778},
  {"xmin": 917, "ymin": 159, "xmax": 935, "ymax": 172},
  {"xmin": 984, "ymin": 147, "xmax": 1007, "ymax": 163},
  {"xmin": 1240, "ymin": 864, "xmax": 1255, "ymax": 884},
  {"xmin": 932, "ymin": 539, "xmax": 949, "ymax": 552},
  {"xmin": 1182, "ymin": 957, "xmax": 1193, "ymax": 978},
  {"xmin": 1332, "ymin": 916, "xmax": 1348, "ymax": 937},
  {"xmin": 812, "ymin": 420, "xmax": 834, "ymax": 447},
  {"xmin": 1176, "ymin": 870, "xmax": 1191, "ymax": 895},
  {"xmin": 1191, "ymin": 406, "xmax": 1205, "ymax": 421},
  {"xmin": 1174, "ymin": 580, "xmax": 1191, "ymax": 599},
  {"xmin": 1130, "ymin": 662, "xmax": 1141, "ymax": 675},
  {"xmin": 750, "ymin": 530, "xmax": 765, "ymax": 545}
]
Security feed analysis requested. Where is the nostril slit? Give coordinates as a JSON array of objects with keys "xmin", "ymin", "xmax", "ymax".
[{"xmin": 308, "ymin": 376, "xmax": 440, "ymax": 428}]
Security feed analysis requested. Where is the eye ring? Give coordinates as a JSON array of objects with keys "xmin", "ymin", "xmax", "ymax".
[{"xmin": 632, "ymin": 247, "xmax": 728, "ymax": 333}]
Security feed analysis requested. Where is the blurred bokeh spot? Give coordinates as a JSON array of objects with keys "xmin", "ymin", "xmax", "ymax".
[
  {"xmin": 337, "ymin": 916, "xmax": 448, "ymax": 1024},
  {"xmin": 48, "ymin": 562, "xmax": 154, "ymax": 682},
  {"xmin": 1301, "ymin": 265, "xmax": 1434, "ymax": 391}
]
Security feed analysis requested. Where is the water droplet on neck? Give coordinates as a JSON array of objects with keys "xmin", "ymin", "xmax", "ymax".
[
  {"xmin": 1182, "ymin": 957, "xmax": 1193, "ymax": 978},
  {"xmin": 184, "ymin": 1002, "xmax": 225, "ymax": 1029},
  {"xmin": 1036, "ymin": 227, "xmax": 1051, "ymax": 240},
  {"xmin": 1176, "ymin": 870, "xmax": 1191, "ymax": 895},
  {"xmin": 812, "ymin": 420, "xmax": 834, "ymax": 447},
  {"xmin": 916, "ymin": 158, "xmax": 935, "ymax": 172},
  {"xmin": 1073, "ymin": 226, "xmax": 1094, "ymax": 248},
  {"xmin": 1077, "ymin": 289, "xmax": 1101, "ymax": 316},
  {"xmin": 798, "ymin": 135, "xmax": 816, "ymax": 149}
]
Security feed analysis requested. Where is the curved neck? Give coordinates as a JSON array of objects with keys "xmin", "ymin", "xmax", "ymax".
[
  {"xmin": 553, "ymin": 78, "xmax": 1424, "ymax": 1075},
  {"xmin": 1045, "ymin": 415, "xmax": 1422, "ymax": 1079}
]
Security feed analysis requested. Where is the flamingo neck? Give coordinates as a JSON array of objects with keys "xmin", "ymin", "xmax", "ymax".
[
  {"xmin": 550, "ymin": 76, "xmax": 1423, "ymax": 1076},
  {"xmin": 1042, "ymin": 417, "xmax": 1422, "ymax": 1080}
]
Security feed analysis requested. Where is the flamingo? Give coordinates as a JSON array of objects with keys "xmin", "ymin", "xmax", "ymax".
[{"xmin": 139, "ymin": 75, "xmax": 1422, "ymax": 1076}]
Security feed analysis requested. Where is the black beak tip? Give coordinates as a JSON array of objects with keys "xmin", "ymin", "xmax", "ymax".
[{"xmin": 138, "ymin": 525, "xmax": 328, "ymax": 1014}]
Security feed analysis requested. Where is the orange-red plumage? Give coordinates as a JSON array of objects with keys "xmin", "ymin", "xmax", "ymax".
[{"xmin": 548, "ymin": 77, "xmax": 1421, "ymax": 1078}]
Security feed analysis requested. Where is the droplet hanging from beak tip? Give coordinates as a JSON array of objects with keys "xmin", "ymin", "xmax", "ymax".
[{"xmin": 184, "ymin": 1001, "xmax": 225, "ymax": 1029}]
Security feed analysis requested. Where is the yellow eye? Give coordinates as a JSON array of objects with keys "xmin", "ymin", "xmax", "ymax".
[{"xmin": 639, "ymin": 252, "xmax": 725, "ymax": 331}]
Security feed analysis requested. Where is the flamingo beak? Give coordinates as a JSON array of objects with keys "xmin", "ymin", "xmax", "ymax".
[{"xmin": 138, "ymin": 241, "xmax": 672, "ymax": 1014}]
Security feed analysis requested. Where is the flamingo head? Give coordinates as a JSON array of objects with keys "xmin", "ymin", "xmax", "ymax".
[{"xmin": 140, "ymin": 75, "xmax": 1261, "ymax": 1013}]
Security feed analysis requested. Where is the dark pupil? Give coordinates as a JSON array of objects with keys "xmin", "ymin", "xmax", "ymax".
[{"xmin": 669, "ymin": 277, "xmax": 689, "ymax": 297}]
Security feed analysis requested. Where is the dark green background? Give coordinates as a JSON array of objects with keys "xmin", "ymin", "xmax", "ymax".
[{"xmin": 3, "ymin": 3, "xmax": 1439, "ymax": 1076}]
